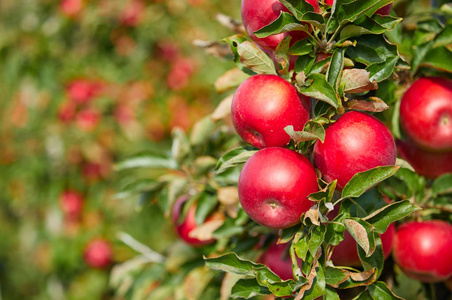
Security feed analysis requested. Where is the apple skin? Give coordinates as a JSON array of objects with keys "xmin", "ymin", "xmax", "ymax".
[
  {"xmin": 241, "ymin": 0, "xmax": 319, "ymax": 51},
  {"xmin": 83, "ymin": 238, "xmax": 113, "ymax": 269},
  {"xmin": 260, "ymin": 241, "xmax": 300, "ymax": 280},
  {"xmin": 172, "ymin": 196, "xmax": 217, "ymax": 247},
  {"xmin": 392, "ymin": 220, "xmax": 452, "ymax": 283},
  {"xmin": 231, "ymin": 74, "xmax": 310, "ymax": 149},
  {"xmin": 238, "ymin": 147, "xmax": 318, "ymax": 229},
  {"xmin": 396, "ymin": 138, "xmax": 452, "ymax": 179},
  {"xmin": 313, "ymin": 111, "xmax": 397, "ymax": 190},
  {"xmin": 59, "ymin": 190, "xmax": 84, "ymax": 221},
  {"xmin": 331, "ymin": 223, "xmax": 396, "ymax": 267},
  {"xmin": 400, "ymin": 77, "xmax": 452, "ymax": 152}
]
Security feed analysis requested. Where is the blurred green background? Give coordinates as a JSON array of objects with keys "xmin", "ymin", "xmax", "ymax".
[{"xmin": 0, "ymin": 0, "xmax": 240, "ymax": 298}]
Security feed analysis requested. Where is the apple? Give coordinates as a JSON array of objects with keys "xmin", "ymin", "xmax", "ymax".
[
  {"xmin": 241, "ymin": 0, "xmax": 319, "ymax": 51},
  {"xmin": 331, "ymin": 223, "xmax": 396, "ymax": 267},
  {"xmin": 396, "ymin": 138, "xmax": 452, "ymax": 179},
  {"xmin": 66, "ymin": 79, "xmax": 103, "ymax": 104},
  {"xmin": 75, "ymin": 108, "xmax": 101, "ymax": 131},
  {"xmin": 313, "ymin": 111, "xmax": 396, "ymax": 190},
  {"xmin": 172, "ymin": 196, "xmax": 221, "ymax": 247},
  {"xmin": 231, "ymin": 74, "xmax": 310, "ymax": 149},
  {"xmin": 324, "ymin": 0, "xmax": 392, "ymax": 15},
  {"xmin": 392, "ymin": 220, "xmax": 452, "ymax": 283},
  {"xmin": 59, "ymin": 190, "xmax": 84, "ymax": 221},
  {"xmin": 59, "ymin": 0, "xmax": 84, "ymax": 18},
  {"xmin": 259, "ymin": 240, "xmax": 300, "ymax": 280},
  {"xmin": 119, "ymin": 0, "xmax": 146, "ymax": 27},
  {"xmin": 83, "ymin": 238, "xmax": 113, "ymax": 269},
  {"xmin": 400, "ymin": 77, "xmax": 452, "ymax": 152},
  {"xmin": 238, "ymin": 147, "xmax": 318, "ymax": 229}
]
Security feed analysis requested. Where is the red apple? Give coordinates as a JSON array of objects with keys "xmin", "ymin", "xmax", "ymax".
[
  {"xmin": 393, "ymin": 220, "xmax": 452, "ymax": 283},
  {"xmin": 231, "ymin": 74, "xmax": 310, "ymax": 149},
  {"xmin": 66, "ymin": 79, "xmax": 103, "ymax": 104},
  {"xmin": 313, "ymin": 111, "xmax": 397, "ymax": 190},
  {"xmin": 59, "ymin": 0, "xmax": 84, "ymax": 18},
  {"xmin": 260, "ymin": 240, "xmax": 300, "ymax": 280},
  {"xmin": 75, "ymin": 108, "xmax": 101, "ymax": 131},
  {"xmin": 119, "ymin": 0, "xmax": 146, "ymax": 27},
  {"xmin": 241, "ymin": 0, "xmax": 319, "ymax": 51},
  {"xmin": 59, "ymin": 190, "xmax": 84, "ymax": 221},
  {"xmin": 400, "ymin": 77, "xmax": 452, "ymax": 152},
  {"xmin": 238, "ymin": 147, "xmax": 318, "ymax": 229},
  {"xmin": 396, "ymin": 138, "xmax": 452, "ymax": 179},
  {"xmin": 83, "ymin": 238, "xmax": 113, "ymax": 269},
  {"xmin": 331, "ymin": 223, "xmax": 396, "ymax": 267},
  {"xmin": 172, "ymin": 196, "xmax": 221, "ymax": 247}
]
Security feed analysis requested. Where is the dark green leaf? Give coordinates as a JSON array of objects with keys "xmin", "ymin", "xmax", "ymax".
[
  {"xmin": 231, "ymin": 278, "xmax": 270, "ymax": 299},
  {"xmin": 215, "ymin": 147, "xmax": 257, "ymax": 174},
  {"xmin": 279, "ymin": 0, "xmax": 316, "ymax": 20},
  {"xmin": 298, "ymin": 73, "xmax": 340, "ymax": 108},
  {"xmin": 367, "ymin": 55, "xmax": 398, "ymax": 82},
  {"xmin": 363, "ymin": 200, "xmax": 421, "ymax": 234},
  {"xmin": 341, "ymin": 166, "xmax": 399, "ymax": 199},
  {"xmin": 346, "ymin": 35, "xmax": 398, "ymax": 66},
  {"xmin": 254, "ymin": 12, "xmax": 308, "ymax": 38},
  {"xmin": 205, "ymin": 252, "xmax": 261, "ymax": 276},
  {"xmin": 335, "ymin": 0, "xmax": 393, "ymax": 26},
  {"xmin": 288, "ymin": 39, "xmax": 313, "ymax": 56},
  {"xmin": 327, "ymin": 48, "xmax": 345, "ymax": 89},
  {"xmin": 368, "ymin": 281, "xmax": 404, "ymax": 299},
  {"xmin": 294, "ymin": 54, "xmax": 316, "ymax": 74},
  {"xmin": 419, "ymin": 46, "xmax": 452, "ymax": 74},
  {"xmin": 432, "ymin": 173, "xmax": 452, "ymax": 195},
  {"xmin": 325, "ymin": 267, "xmax": 349, "ymax": 288},
  {"xmin": 357, "ymin": 234, "xmax": 384, "ymax": 278}
]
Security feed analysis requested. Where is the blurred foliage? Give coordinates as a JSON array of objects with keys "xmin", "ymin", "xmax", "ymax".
[{"xmin": 0, "ymin": 0, "xmax": 240, "ymax": 298}]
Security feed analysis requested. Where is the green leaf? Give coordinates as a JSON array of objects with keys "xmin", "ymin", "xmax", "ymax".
[
  {"xmin": 237, "ymin": 41, "xmax": 277, "ymax": 75},
  {"xmin": 294, "ymin": 233, "xmax": 310, "ymax": 261},
  {"xmin": 298, "ymin": 73, "xmax": 340, "ymax": 108},
  {"xmin": 309, "ymin": 225, "xmax": 326, "ymax": 257},
  {"xmin": 295, "ymin": 54, "xmax": 316, "ymax": 74},
  {"xmin": 335, "ymin": 0, "xmax": 393, "ymax": 26},
  {"xmin": 279, "ymin": 224, "xmax": 302, "ymax": 244},
  {"xmin": 341, "ymin": 166, "xmax": 399, "ymax": 199},
  {"xmin": 289, "ymin": 39, "xmax": 313, "ymax": 56},
  {"xmin": 327, "ymin": 48, "xmax": 345, "ymax": 89},
  {"xmin": 284, "ymin": 121, "xmax": 325, "ymax": 144},
  {"xmin": 346, "ymin": 35, "xmax": 398, "ymax": 66},
  {"xmin": 213, "ymin": 218, "xmax": 245, "ymax": 239},
  {"xmin": 325, "ymin": 285, "xmax": 341, "ymax": 300},
  {"xmin": 254, "ymin": 12, "xmax": 308, "ymax": 38},
  {"xmin": 114, "ymin": 154, "xmax": 176, "ymax": 171},
  {"xmin": 363, "ymin": 200, "xmax": 421, "ymax": 234},
  {"xmin": 195, "ymin": 192, "xmax": 218, "ymax": 225},
  {"xmin": 325, "ymin": 267, "xmax": 349, "ymax": 288},
  {"xmin": 231, "ymin": 278, "xmax": 270, "ymax": 299},
  {"xmin": 223, "ymin": 34, "xmax": 256, "ymax": 75},
  {"xmin": 190, "ymin": 116, "xmax": 216, "ymax": 147},
  {"xmin": 358, "ymin": 234, "xmax": 384, "ymax": 278},
  {"xmin": 116, "ymin": 179, "xmax": 164, "ymax": 200},
  {"xmin": 279, "ymin": 0, "xmax": 316, "ymax": 20},
  {"xmin": 254, "ymin": 266, "xmax": 297, "ymax": 297},
  {"xmin": 419, "ymin": 46, "xmax": 452, "ymax": 74},
  {"xmin": 215, "ymin": 147, "xmax": 257, "ymax": 174},
  {"xmin": 343, "ymin": 217, "xmax": 375, "ymax": 257},
  {"xmin": 205, "ymin": 252, "xmax": 262, "ymax": 276},
  {"xmin": 432, "ymin": 173, "xmax": 452, "ymax": 195},
  {"xmin": 171, "ymin": 128, "xmax": 191, "ymax": 165},
  {"xmin": 368, "ymin": 281, "xmax": 404, "ymax": 299},
  {"xmin": 367, "ymin": 55, "xmax": 398, "ymax": 82},
  {"xmin": 339, "ymin": 15, "xmax": 401, "ymax": 41}
]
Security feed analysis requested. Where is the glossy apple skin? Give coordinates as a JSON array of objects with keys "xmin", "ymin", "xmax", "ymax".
[
  {"xmin": 231, "ymin": 74, "xmax": 310, "ymax": 149},
  {"xmin": 331, "ymin": 223, "xmax": 396, "ymax": 267},
  {"xmin": 241, "ymin": 0, "xmax": 319, "ymax": 51},
  {"xmin": 172, "ymin": 196, "xmax": 216, "ymax": 247},
  {"xmin": 313, "ymin": 111, "xmax": 397, "ymax": 190},
  {"xmin": 400, "ymin": 77, "xmax": 452, "ymax": 152},
  {"xmin": 238, "ymin": 147, "xmax": 318, "ymax": 229},
  {"xmin": 83, "ymin": 238, "xmax": 113, "ymax": 269},
  {"xmin": 393, "ymin": 220, "xmax": 452, "ymax": 283},
  {"xmin": 59, "ymin": 190, "xmax": 84, "ymax": 221},
  {"xmin": 397, "ymin": 138, "xmax": 452, "ymax": 179},
  {"xmin": 324, "ymin": 0, "xmax": 392, "ymax": 15},
  {"xmin": 260, "ymin": 241, "xmax": 300, "ymax": 280}
]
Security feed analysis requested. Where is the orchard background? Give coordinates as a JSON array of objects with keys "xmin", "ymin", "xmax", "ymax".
[{"xmin": 0, "ymin": 0, "xmax": 451, "ymax": 300}]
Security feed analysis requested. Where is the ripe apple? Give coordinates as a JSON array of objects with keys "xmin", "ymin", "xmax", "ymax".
[
  {"xmin": 331, "ymin": 223, "xmax": 396, "ymax": 267},
  {"xmin": 231, "ymin": 74, "xmax": 310, "ymax": 149},
  {"xmin": 393, "ymin": 220, "xmax": 452, "ymax": 283},
  {"xmin": 83, "ymin": 238, "xmax": 113, "ymax": 269},
  {"xmin": 324, "ymin": 0, "xmax": 392, "ymax": 15},
  {"xmin": 75, "ymin": 108, "xmax": 101, "ymax": 131},
  {"xmin": 119, "ymin": 0, "xmax": 146, "ymax": 27},
  {"xmin": 400, "ymin": 77, "xmax": 452, "ymax": 152},
  {"xmin": 259, "ymin": 240, "xmax": 300, "ymax": 280},
  {"xmin": 66, "ymin": 79, "xmax": 103, "ymax": 104},
  {"xmin": 313, "ymin": 111, "xmax": 396, "ymax": 190},
  {"xmin": 59, "ymin": 0, "xmax": 84, "ymax": 18},
  {"xmin": 59, "ymin": 190, "xmax": 84, "ymax": 221},
  {"xmin": 241, "ymin": 0, "xmax": 319, "ymax": 51},
  {"xmin": 396, "ymin": 138, "xmax": 452, "ymax": 179},
  {"xmin": 238, "ymin": 147, "xmax": 318, "ymax": 229},
  {"xmin": 172, "ymin": 196, "xmax": 221, "ymax": 247}
]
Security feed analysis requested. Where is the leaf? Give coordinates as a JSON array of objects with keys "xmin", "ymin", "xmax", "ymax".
[
  {"xmin": 214, "ymin": 68, "xmax": 250, "ymax": 93},
  {"xmin": 325, "ymin": 267, "xmax": 349, "ymax": 288},
  {"xmin": 363, "ymin": 200, "xmax": 421, "ymax": 234},
  {"xmin": 284, "ymin": 121, "xmax": 326, "ymax": 143},
  {"xmin": 205, "ymin": 252, "xmax": 261, "ymax": 276},
  {"xmin": 340, "ymin": 69, "xmax": 378, "ymax": 93},
  {"xmin": 279, "ymin": 0, "xmax": 316, "ymax": 20},
  {"xmin": 327, "ymin": 48, "xmax": 345, "ymax": 89},
  {"xmin": 357, "ymin": 234, "xmax": 384, "ymax": 278},
  {"xmin": 237, "ymin": 41, "xmax": 277, "ymax": 75},
  {"xmin": 335, "ymin": 0, "xmax": 393, "ymax": 26},
  {"xmin": 419, "ymin": 46, "xmax": 452, "ymax": 74},
  {"xmin": 114, "ymin": 154, "xmax": 176, "ymax": 171},
  {"xmin": 254, "ymin": 12, "xmax": 308, "ymax": 38},
  {"xmin": 308, "ymin": 225, "xmax": 326, "ymax": 256},
  {"xmin": 368, "ymin": 281, "xmax": 404, "ymax": 299},
  {"xmin": 298, "ymin": 73, "xmax": 340, "ymax": 108},
  {"xmin": 195, "ymin": 192, "xmax": 219, "ymax": 225},
  {"xmin": 231, "ymin": 278, "xmax": 270, "ymax": 299},
  {"xmin": 346, "ymin": 35, "xmax": 398, "ymax": 66},
  {"xmin": 343, "ymin": 218, "xmax": 375, "ymax": 257},
  {"xmin": 294, "ymin": 55, "xmax": 316, "ymax": 74},
  {"xmin": 171, "ymin": 128, "xmax": 191, "ymax": 165},
  {"xmin": 289, "ymin": 39, "xmax": 313, "ymax": 56},
  {"xmin": 367, "ymin": 55, "xmax": 398, "ymax": 82},
  {"xmin": 215, "ymin": 147, "xmax": 257, "ymax": 174},
  {"xmin": 190, "ymin": 116, "xmax": 216, "ymax": 147},
  {"xmin": 432, "ymin": 173, "xmax": 452, "ymax": 195},
  {"xmin": 308, "ymin": 180, "xmax": 337, "ymax": 203},
  {"xmin": 346, "ymin": 97, "xmax": 389, "ymax": 112},
  {"xmin": 339, "ymin": 15, "xmax": 402, "ymax": 41},
  {"xmin": 223, "ymin": 34, "xmax": 255, "ymax": 75},
  {"xmin": 211, "ymin": 94, "xmax": 233, "ymax": 121},
  {"xmin": 341, "ymin": 166, "xmax": 399, "ymax": 199}
]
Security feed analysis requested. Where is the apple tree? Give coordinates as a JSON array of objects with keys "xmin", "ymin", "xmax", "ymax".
[{"xmin": 114, "ymin": 0, "xmax": 452, "ymax": 299}]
